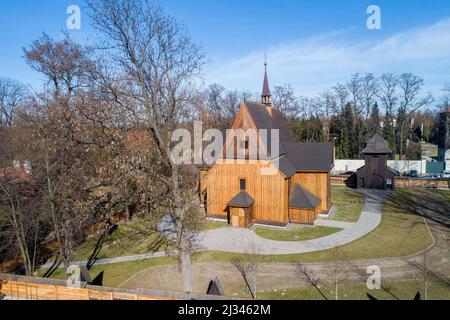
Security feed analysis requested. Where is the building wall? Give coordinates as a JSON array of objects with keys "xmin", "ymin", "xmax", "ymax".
[
  {"xmin": 290, "ymin": 172, "xmax": 331, "ymax": 214},
  {"xmin": 357, "ymin": 154, "xmax": 396, "ymax": 189},
  {"xmin": 289, "ymin": 208, "xmax": 317, "ymax": 225},
  {"xmin": 202, "ymin": 160, "xmax": 289, "ymax": 225},
  {"xmin": 333, "ymin": 159, "xmax": 427, "ymax": 175}
]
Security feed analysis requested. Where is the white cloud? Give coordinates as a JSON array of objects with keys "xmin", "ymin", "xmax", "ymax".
[{"xmin": 205, "ymin": 18, "xmax": 450, "ymax": 97}]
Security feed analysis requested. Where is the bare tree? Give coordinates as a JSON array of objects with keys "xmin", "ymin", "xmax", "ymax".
[
  {"xmin": 327, "ymin": 248, "xmax": 348, "ymax": 300},
  {"xmin": 0, "ymin": 78, "xmax": 28, "ymax": 126},
  {"xmin": 318, "ymin": 90, "xmax": 338, "ymax": 141},
  {"xmin": 360, "ymin": 73, "xmax": 379, "ymax": 121},
  {"xmin": 332, "ymin": 83, "xmax": 349, "ymax": 112},
  {"xmin": 231, "ymin": 241, "xmax": 261, "ymax": 299},
  {"xmin": 23, "ymin": 34, "xmax": 98, "ymax": 268},
  {"xmin": 378, "ymin": 73, "xmax": 399, "ymax": 115},
  {"xmin": 294, "ymin": 263, "xmax": 328, "ymax": 300},
  {"xmin": 86, "ymin": 0, "xmax": 206, "ymax": 292},
  {"xmin": 272, "ymin": 84, "xmax": 301, "ymax": 119},
  {"xmin": 0, "ymin": 169, "xmax": 44, "ymax": 276},
  {"xmin": 346, "ymin": 74, "xmax": 363, "ymax": 116},
  {"xmin": 397, "ymin": 73, "xmax": 433, "ymax": 159}
]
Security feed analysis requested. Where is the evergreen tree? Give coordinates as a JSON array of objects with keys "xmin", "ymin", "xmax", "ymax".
[
  {"xmin": 368, "ymin": 103, "xmax": 381, "ymax": 136},
  {"xmin": 395, "ymin": 106, "xmax": 408, "ymax": 158},
  {"xmin": 337, "ymin": 103, "xmax": 356, "ymax": 159},
  {"xmin": 382, "ymin": 111, "xmax": 396, "ymax": 159}
]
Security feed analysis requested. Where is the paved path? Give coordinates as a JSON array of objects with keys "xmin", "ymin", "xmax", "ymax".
[
  {"xmin": 42, "ymin": 190, "xmax": 388, "ymax": 268},
  {"xmin": 41, "ymin": 250, "xmax": 178, "ymax": 269},
  {"xmin": 198, "ymin": 190, "xmax": 388, "ymax": 254}
]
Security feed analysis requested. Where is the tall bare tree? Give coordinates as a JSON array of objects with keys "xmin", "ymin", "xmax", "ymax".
[
  {"xmin": 397, "ymin": 73, "xmax": 433, "ymax": 159},
  {"xmin": 0, "ymin": 174, "xmax": 42, "ymax": 276},
  {"xmin": 327, "ymin": 248, "xmax": 348, "ymax": 300},
  {"xmin": 86, "ymin": 0, "xmax": 206, "ymax": 292},
  {"xmin": 272, "ymin": 84, "xmax": 301, "ymax": 119},
  {"xmin": 231, "ymin": 241, "xmax": 261, "ymax": 299},
  {"xmin": 23, "ymin": 34, "xmax": 97, "ymax": 268}
]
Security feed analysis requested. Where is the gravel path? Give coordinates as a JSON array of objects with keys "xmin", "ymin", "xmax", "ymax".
[{"xmin": 198, "ymin": 190, "xmax": 388, "ymax": 254}]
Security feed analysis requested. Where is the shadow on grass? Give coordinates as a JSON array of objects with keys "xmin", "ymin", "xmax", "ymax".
[
  {"xmin": 350, "ymin": 262, "xmax": 401, "ymax": 300},
  {"xmin": 386, "ymin": 189, "xmax": 450, "ymax": 229},
  {"xmin": 42, "ymin": 257, "xmax": 62, "ymax": 278}
]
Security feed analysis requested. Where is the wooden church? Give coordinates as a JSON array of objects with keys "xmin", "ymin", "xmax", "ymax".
[{"xmin": 200, "ymin": 64, "xmax": 334, "ymax": 228}]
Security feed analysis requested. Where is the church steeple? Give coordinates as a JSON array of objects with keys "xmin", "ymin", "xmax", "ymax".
[{"xmin": 261, "ymin": 55, "xmax": 271, "ymax": 106}]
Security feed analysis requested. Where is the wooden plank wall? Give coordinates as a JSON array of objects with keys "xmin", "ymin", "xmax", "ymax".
[
  {"xmin": 291, "ymin": 172, "xmax": 331, "ymax": 213},
  {"xmin": 0, "ymin": 274, "xmax": 239, "ymax": 300},
  {"xmin": 289, "ymin": 208, "xmax": 316, "ymax": 225},
  {"xmin": 203, "ymin": 160, "xmax": 289, "ymax": 225},
  {"xmin": 0, "ymin": 279, "xmax": 171, "ymax": 300}
]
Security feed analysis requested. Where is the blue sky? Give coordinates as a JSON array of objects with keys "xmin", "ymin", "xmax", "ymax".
[{"xmin": 1, "ymin": 0, "xmax": 450, "ymax": 97}]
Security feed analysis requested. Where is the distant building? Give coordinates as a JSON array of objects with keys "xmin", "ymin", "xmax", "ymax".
[
  {"xmin": 356, "ymin": 134, "xmax": 396, "ymax": 190},
  {"xmin": 438, "ymin": 106, "xmax": 450, "ymax": 170}
]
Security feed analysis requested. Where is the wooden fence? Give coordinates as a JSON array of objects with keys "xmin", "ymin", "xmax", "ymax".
[
  {"xmin": 331, "ymin": 175, "xmax": 450, "ymax": 189},
  {"xmin": 0, "ymin": 274, "xmax": 235, "ymax": 300},
  {"xmin": 393, "ymin": 177, "xmax": 450, "ymax": 189}
]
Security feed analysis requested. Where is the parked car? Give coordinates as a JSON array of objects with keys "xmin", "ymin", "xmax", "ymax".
[
  {"xmin": 409, "ymin": 170, "xmax": 419, "ymax": 178},
  {"xmin": 421, "ymin": 174, "xmax": 439, "ymax": 180},
  {"xmin": 441, "ymin": 170, "xmax": 450, "ymax": 179}
]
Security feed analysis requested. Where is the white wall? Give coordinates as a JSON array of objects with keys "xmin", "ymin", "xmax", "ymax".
[{"xmin": 333, "ymin": 159, "xmax": 427, "ymax": 175}]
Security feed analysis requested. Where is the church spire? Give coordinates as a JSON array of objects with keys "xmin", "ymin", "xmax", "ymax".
[{"xmin": 261, "ymin": 54, "xmax": 271, "ymax": 105}]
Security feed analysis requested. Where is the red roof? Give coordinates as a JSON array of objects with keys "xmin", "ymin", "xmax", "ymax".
[{"xmin": 0, "ymin": 167, "xmax": 32, "ymax": 183}]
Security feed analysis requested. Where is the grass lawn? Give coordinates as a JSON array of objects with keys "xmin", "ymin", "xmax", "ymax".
[
  {"xmin": 254, "ymin": 225, "xmax": 342, "ymax": 241},
  {"xmin": 258, "ymin": 278, "xmax": 450, "ymax": 300},
  {"xmin": 205, "ymin": 220, "xmax": 228, "ymax": 230},
  {"xmin": 331, "ymin": 185, "xmax": 365, "ymax": 222},
  {"xmin": 436, "ymin": 189, "xmax": 450, "ymax": 202},
  {"xmin": 34, "ymin": 188, "xmax": 436, "ymax": 290},
  {"xmin": 70, "ymin": 216, "xmax": 228, "ymax": 261},
  {"xmin": 69, "ymin": 216, "xmax": 174, "ymax": 261},
  {"xmin": 421, "ymin": 144, "xmax": 438, "ymax": 157},
  {"xmin": 36, "ymin": 256, "xmax": 177, "ymax": 288},
  {"xmin": 195, "ymin": 188, "xmax": 434, "ymax": 263}
]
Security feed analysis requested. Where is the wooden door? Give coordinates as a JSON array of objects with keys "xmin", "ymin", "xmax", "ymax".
[
  {"xmin": 237, "ymin": 208, "xmax": 245, "ymax": 228},
  {"xmin": 231, "ymin": 213, "xmax": 240, "ymax": 227}
]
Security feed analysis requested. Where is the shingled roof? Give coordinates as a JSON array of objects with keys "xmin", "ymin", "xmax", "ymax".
[
  {"xmin": 362, "ymin": 134, "xmax": 392, "ymax": 154},
  {"xmin": 242, "ymin": 101, "xmax": 334, "ymax": 176},
  {"xmin": 227, "ymin": 191, "xmax": 255, "ymax": 208},
  {"xmin": 282, "ymin": 142, "xmax": 334, "ymax": 173},
  {"xmin": 289, "ymin": 183, "xmax": 320, "ymax": 209}
]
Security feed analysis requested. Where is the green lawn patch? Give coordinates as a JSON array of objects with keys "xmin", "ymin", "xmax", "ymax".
[
  {"xmin": 71, "ymin": 216, "xmax": 173, "ymax": 261},
  {"xmin": 205, "ymin": 220, "xmax": 228, "ymax": 230},
  {"xmin": 331, "ymin": 186, "xmax": 365, "ymax": 222},
  {"xmin": 254, "ymin": 225, "xmax": 342, "ymax": 242},
  {"xmin": 258, "ymin": 278, "xmax": 450, "ymax": 300},
  {"xmin": 435, "ymin": 189, "xmax": 450, "ymax": 202}
]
